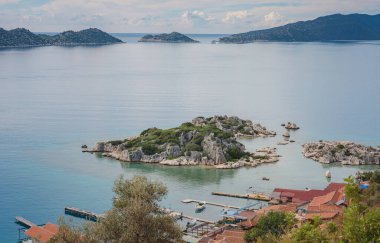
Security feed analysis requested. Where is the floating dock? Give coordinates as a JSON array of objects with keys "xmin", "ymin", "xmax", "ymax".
[
  {"xmin": 15, "ymin": 217, "xmax": 36, "ymax": 228},
  {"xmin": 64, "ymin": 207, "xmax": 105, "ymax": 222},
  {"xmin": 211, "ymin": 192, "xmax": 271, "ymax": 201},
  {"xmin": 181, "ymin": 199, "xmax": 240, "ymax": 209}
]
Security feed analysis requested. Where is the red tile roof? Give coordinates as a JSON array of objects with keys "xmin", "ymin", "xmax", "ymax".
[
  {"xmin": 208, "ymin": 230, "xmax": 246, "ymax": 243},
  {"xmin": 309, "ymin": 191, "xmax": 337, "ymax": 207},
  {"xmin": 25, "ymin": 223, "xmax": 58, "ymax": 243},
  {"xmin": 273, "ymin": 183, "xmax": 346, "ymax": 204},
  {"xmin": 324, "ymin": 183, "xmax": 345, "ymax": 193},
  {"xmin": 273, "ymin": 188, "xmax": 327, "ymax": 203}
]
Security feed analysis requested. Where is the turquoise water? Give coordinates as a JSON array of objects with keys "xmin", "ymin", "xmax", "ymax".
[{"xmin": 0, "ymin": 34, "xmax": 379, "ymax": 242}]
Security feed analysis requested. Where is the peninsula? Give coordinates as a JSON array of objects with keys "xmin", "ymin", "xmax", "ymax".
[
  {"xmin": 138, "ymin": 32, "xmax": 199, "ymax": 43},
  {"xmin": 218, "ymin": 13, "xmax": 380, "ymax": 43},
  {"xmin": 0, "ymin": 28, "xmax": 122, "ymax": 47},
  {"xmin": 303, "ymin": 141, "xmax": 380, "ymax": 165},
  {"xmin": 84, "ymin": 116, "xmax": 278, "ymax": 168}
]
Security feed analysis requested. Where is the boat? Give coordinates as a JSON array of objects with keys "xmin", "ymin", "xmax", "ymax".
[
  {"xmin": 186, "ymin": 219, "xmax": 197, "ymax": 228},
  {"xmin": 325, "ymin": 170, "xmax": 332, "ymax": 178},
  {"xmin": 195, "ymin": 201, "xmax": 206, "ymax": 212},
  {"xmin": 262, "ymin": 177, "xmax": 270, "ymax": 181}
]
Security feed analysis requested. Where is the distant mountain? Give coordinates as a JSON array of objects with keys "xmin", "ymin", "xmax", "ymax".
[
  {"xmin": 138, "ymin": 32, "xmax": 199, "ymax": 43},
  {"xmin": 0, "ymin": 28, "xmax": 122, "ymax": 47},
  {"xmin": 219, "ymin": 13, "xmax": 380, "ymax": 43}
]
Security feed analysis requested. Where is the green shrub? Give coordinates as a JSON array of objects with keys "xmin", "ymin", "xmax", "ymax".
[
  {"xmin": 226, "ymin": 147, "xmax": 247, "ymax": 160},
  {"xmin": 109, "ymin": 140, "xmax": 123, "ymax": 146},
  {"xmin": 245, "ymin": 211, "xmax": 295, "ymax": 242},
  {"xmin": 141, "ymin": 143, "xmax": 162, "ymax": 155},
  {"xmin": 185, "ymin": 142, "xmax": 202, "ymax": 152},
  {"xmin": 336, "ymin": 144, "xmax": 345, "ymax": 150}
]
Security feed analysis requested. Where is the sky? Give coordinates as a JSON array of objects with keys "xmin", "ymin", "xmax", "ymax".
[{"xmin": 0, "ymin": 0, "xmax": 379, "ymax": 33}]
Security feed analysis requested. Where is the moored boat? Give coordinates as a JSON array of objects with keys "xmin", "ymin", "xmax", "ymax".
[{"xmin": 195, "ymin": 201, "xmax": 206, "ymax": 212}]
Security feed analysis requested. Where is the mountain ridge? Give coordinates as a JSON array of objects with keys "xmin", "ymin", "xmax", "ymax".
[
  {"xmin": 0, "ymin": 27, "xmax": 123, "ymax": 47},
  {"xmin": 218, "ymin": 13, "xmax": 380, "ymax": 43}
]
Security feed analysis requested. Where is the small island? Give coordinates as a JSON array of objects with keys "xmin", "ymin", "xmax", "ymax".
[
  {"xmin": 303, "ymin": 141, "xmax": 380, "ymax": 165},
  {"xmin": 84, "ymin": 115, "xmax": 278, "ymax": 169},
  {"xmin": 0, "ymin": 27, "xmax": 122, "ymax": 47},
  {"xmin": 138, "ymin": 32, "xmax": 199, "ymax": 43}
]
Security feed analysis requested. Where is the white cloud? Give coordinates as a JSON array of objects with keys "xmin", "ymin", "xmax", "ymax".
[
  {"xmin": 264, "ymin": 11, "xmax": 284, "ymax": 23},
  {"xmin": 0, "ymin": 0, "xmax": 380, "ymax": 33},
  {"xmin": 222, "ymin": 10, "xmax": 252, "ymax": 24},
  {"xmin": 262, "ymin": 11, "xmax": 289, "ymax": 28},
  {"xmin": 180, "ymin": 10, "xmax": 214, "ymax": 26}
]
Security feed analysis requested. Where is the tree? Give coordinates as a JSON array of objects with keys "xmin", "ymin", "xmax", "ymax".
[
  {"xmin": 291, "ymin": 219, "xmax": 329, "ymax": 243},
  {"xmin": 344, "ymin": 176, "xmax": 362, "ymax": 204},
  {"xmin": 50, "ymin": 176, "xmax": 183, "ymax": 243},
  {"xmin": 343, "ymin": 204, "xmax": 380, "ymax": 243},
  {"xmin": 244, "ymin": 211, "xmax": 296, "ymax": 242}
]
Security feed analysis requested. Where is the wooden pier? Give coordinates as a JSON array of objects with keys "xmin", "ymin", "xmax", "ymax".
[
  {"xmin": 211, "ymin": 192, "xmax": 271, "ymax": 201},
  {"xmin": 64, "ymin": 207, "xmax": 105, "ymax": 222},
  {"xmin": 181, "ymin": 199, "xmax": 240, "ymax": 209},
  {"xmin": 15, "ymin": 216, "xmax": 36, "ymax": 228}
]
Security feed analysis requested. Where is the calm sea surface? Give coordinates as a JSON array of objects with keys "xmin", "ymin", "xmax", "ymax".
[{"xmin": 0, "ymin": 34, "xmax": 379, "ymax": 242}]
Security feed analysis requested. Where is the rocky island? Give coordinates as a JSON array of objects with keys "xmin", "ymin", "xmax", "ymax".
[
  {"xmin": 138, "ymin": 32, "xmax": 199, "ymax": 43},
  {"xmin": 84, "ymin": 115, "xmax": 278, "ymax": 169},
  {"xmin": 303, "ymin": 141, "xmax": 380, "ymax": 165},
  {"xmin": 0, "ymin": 28, "xmax": 122, "ymax": 47},
  {"xmin": 218, "ymin": 13, "xmax": 380, "ymax": 43}
]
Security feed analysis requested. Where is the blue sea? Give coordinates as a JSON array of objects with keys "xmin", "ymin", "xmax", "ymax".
[{"xmin": 0, "ymin": 33, "xmax": 379, "ymax": 242}]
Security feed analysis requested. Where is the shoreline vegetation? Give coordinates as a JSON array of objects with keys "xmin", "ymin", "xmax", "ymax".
[{"xmin": 83, "ymin": 115, "xmax": 280, "ymax": 169}]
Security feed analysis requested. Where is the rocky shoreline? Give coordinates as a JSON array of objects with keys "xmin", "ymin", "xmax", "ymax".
[
  {"xmin": 83, "ymin": 115, "xmax": 279, "ymax": 169},
  {"xmin": 302, "ymin": 141, "xmax": 380, "ymax": 165}
]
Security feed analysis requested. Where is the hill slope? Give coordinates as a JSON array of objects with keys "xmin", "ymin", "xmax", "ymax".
[
  {"xmin": 219, "ymin": 13, "xmax": 380, "ymax": 43},
  {"xmin": 0, "ymin": 28, "xmax": 122, "ymax": 47}
]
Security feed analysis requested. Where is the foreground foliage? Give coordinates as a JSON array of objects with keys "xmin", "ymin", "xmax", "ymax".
[
  {"xmin": 245, "ymin": 171, "xmax": 380, "ymax": 243},
  {"xmin": 50, "ymin": 176, "xmax": 182, "ymax": 243}
]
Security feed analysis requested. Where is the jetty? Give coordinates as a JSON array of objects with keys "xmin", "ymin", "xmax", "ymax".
[
  {"xmin": 15, "ymin": 216, "xmax": 36, "ymax": 228},
  {"xmin": 64, "ymin": 207, "xmax": 105, "ymax": 222},
  {"xmin": 181, "ymin": 199, "xmax": 240, "ymax": 209},
  {"xmin": 211, "ymin": 192, "xmax": 270, "ymax": 201}
]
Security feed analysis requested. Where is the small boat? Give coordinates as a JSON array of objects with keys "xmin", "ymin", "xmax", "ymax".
[
  {"xmin": 262, "ymin": 177, "xmax": 270, "ymax": 181},
  {"xmin": 186, "ymin": 219, "xmax": 197, "ymax": 228},
  {"xmin": 325, "ymin": 170, "xmax": 332, "ymax": 178},
  {"xmin": 195, "ymin": 201, "xmax": 206, "ymax": 212}
]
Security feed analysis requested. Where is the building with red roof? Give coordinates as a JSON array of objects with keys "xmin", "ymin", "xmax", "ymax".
[{"xmin": 24, "ymin": 223, "xmax": 58, "ymax": 243}]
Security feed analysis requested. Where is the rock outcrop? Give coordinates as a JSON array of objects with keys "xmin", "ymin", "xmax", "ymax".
[
  {"xmin": 84, "ymin": 115, "xmax": 278, "ymax": 169},
  {"xmin": 303, "ymin": 141, "xmax": 380, "ymax": 165},
  {"xmin": 284, "ymin": 122, "xmax": 300, "ymax": 130}
]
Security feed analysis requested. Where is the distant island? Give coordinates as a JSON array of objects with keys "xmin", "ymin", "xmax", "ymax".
[
  {"xmin": 83, "ymin": 116, "xmax": 279, "ymax": 169},
  {"xmin": 0, "ymin": 28, "xmax": 122, "ymax": 47},
  {"xmin": 138, "ymin": 32, "xmax": 199, "ymax": 43},
  {"xmin": 219, "ymin": 13, "xmax": 380, "ymax": 43},
  {"xmin": 303, "ymin": 141, "xmax": 380, "ymax": 165}
]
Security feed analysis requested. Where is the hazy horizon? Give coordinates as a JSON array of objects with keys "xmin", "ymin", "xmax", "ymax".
[{"xmin": 1, "ymin": 0, "xmax": 379, "ymax": 34}]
